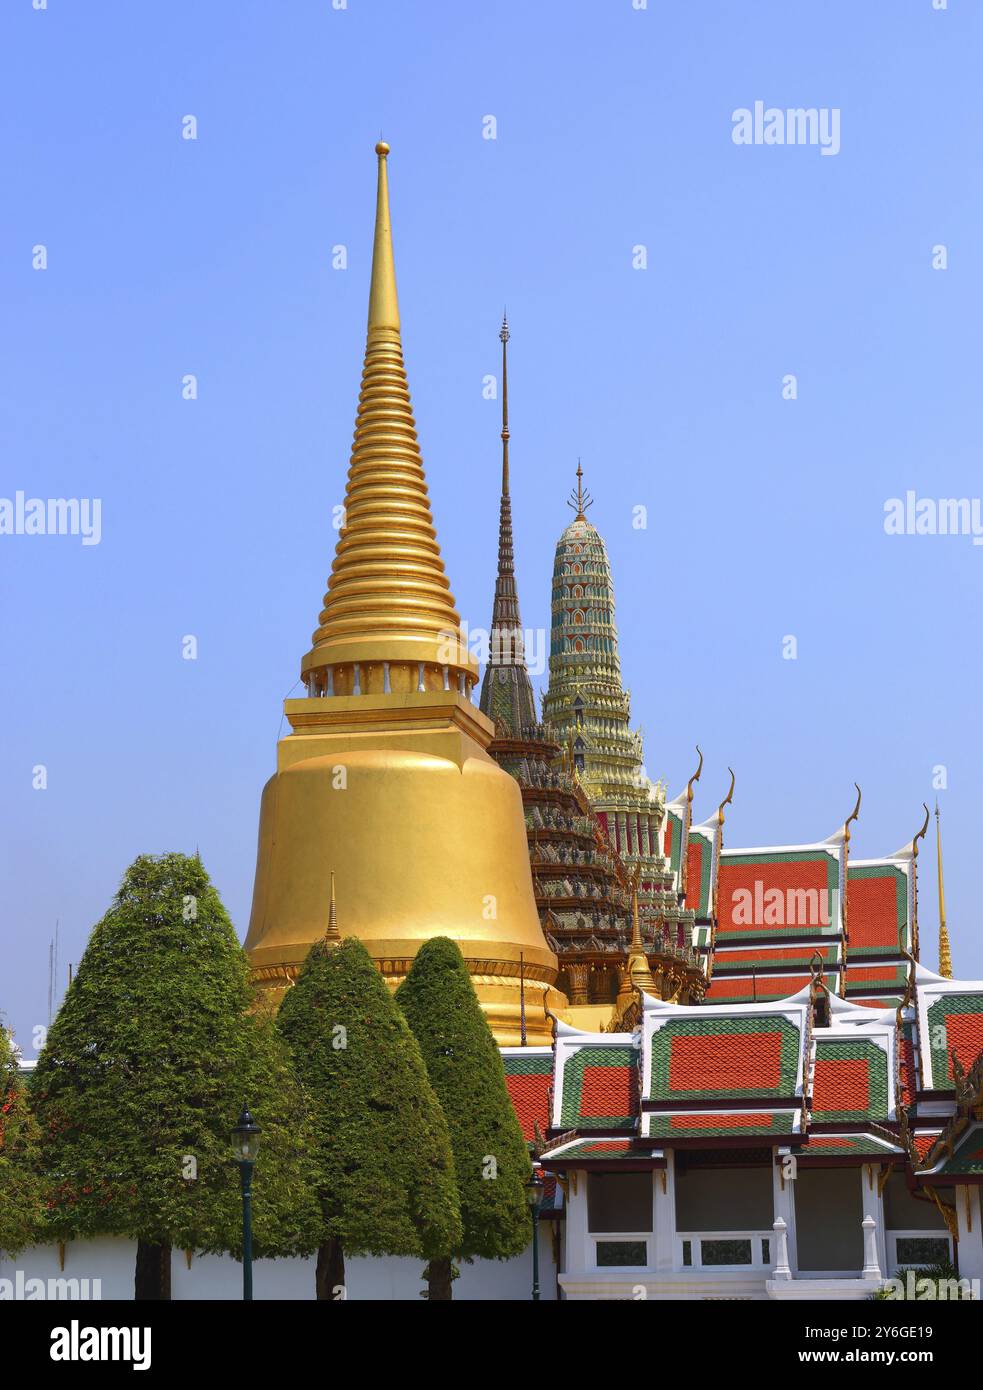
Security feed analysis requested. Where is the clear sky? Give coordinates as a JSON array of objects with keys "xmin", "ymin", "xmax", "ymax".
[{"xmin": 2, "ymin": 0, "xmax": 981, "ymax": 1051}]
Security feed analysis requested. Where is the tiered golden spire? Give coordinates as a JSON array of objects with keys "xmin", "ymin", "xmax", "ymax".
[
  {"xmin": 325, "ymin": 870, "xmax": 340, "ymax": 943},
  {"xmin": 301, "ymin": 142, "xmax": 475, "ymax": 697},
  {"xmin": 626, "ymin": 872, "xmax": 655, "ymax": 991},
  {"xmin": 936, "ymin": 802, "xmax": 953, "ymax": 978}
]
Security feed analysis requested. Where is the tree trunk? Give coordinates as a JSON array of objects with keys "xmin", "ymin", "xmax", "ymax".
[
  {"xmin": 316, "ymin": 1238, "xmax": 345, "ymax": 1301},
  {"xmin": 134, "ymin": 1240, "xmax": 172, "ymax": 1300},
  {"xmin": 426, "ymin": 1255, "xmax": 454, "ymax": 1301}
]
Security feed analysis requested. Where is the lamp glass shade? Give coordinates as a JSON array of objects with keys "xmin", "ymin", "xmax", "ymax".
[
  {"xmin": 232, "ymin": 1108, "xmax": 261, "ymax": 1163},
  {"xmin": 525, "ymin": 1172, "xmax": 545, "ymax": 1209}
]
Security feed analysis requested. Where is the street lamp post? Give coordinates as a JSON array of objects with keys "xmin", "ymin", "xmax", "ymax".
[
  {"xmin": 232, "ymin": 1107, "xmax": 261, "ymax": 1301},
  {"xmin": 525, "ymin": 1171, "xmax": 545, "ymax": 1302}
]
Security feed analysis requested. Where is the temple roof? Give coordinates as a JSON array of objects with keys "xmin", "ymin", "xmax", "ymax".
[
  {"xmin": 501, "ymin": 1047, "xmax": 553, "ymax": 1145},
  {"xmin": 552, "ymin": 1032, "xmax": 639, "ymax": 1132},
  {"xmin": 913, "ymin": 964, "xmax": 983, "ymax": 1093},
  {"xmin": 516, "ymin": 959, "xmax": 983, "ymax": 1178}
]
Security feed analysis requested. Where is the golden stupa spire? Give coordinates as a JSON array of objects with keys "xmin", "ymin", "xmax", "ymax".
[
  {"xmin": 367, "ymin": 142, "xmax": 399, "ymax": 332},
  {"xmin": 325, "ymin": 870, "xmax": 340, "ymax": 943},
  {"xmin": 626, "ymin": 872, "xmax": 655, "ymax": 991},
  {"xmin": 935, "ymin": 801, "xmax": 953, "ymax": 978},
  {"xmin": 301, "ymin": 141, "xmax": 475, "ymax": 698}
]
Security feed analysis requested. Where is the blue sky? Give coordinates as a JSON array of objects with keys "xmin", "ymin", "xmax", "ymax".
[{"xmin": 2, "ymin": 0, "xmax": 981, "ymax": 1049}]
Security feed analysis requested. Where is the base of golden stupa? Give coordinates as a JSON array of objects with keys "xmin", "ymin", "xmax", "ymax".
[{"xmin": 244, "ymin": 691, "xmax": 564, "ymax": 1046}]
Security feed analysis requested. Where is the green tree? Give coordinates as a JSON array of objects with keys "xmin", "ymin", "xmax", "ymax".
[
  {"xmin": 276, "ymin": 935, "xmax": 461, "ymax": 1299},
  {"xmin": 0, "ymin": 1025, "xmax": 47, "ymax": 1255},
  {"xmin": 396, "ymin": 936, "xmax": 532, "ymax": 1300},
  {"xmin": 30, "ymin": 852, "xmax": 317, "ymax": 1299}
]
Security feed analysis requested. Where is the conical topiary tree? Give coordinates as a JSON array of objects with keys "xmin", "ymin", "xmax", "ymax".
[
  {"xmin": 276, "ymin": 935, "xmax": 462, "ymax": 1300},
  {"xmin": 0, "ymin": 1025, "xmax": 47, "ymax": 1256},
  {"xmin": 30, "ymin": 852, "xmax": 318, "ymax": 1298},
  {"xmin": 396, "ymin": 936, "xmax": 532, "ymax": 1300}
]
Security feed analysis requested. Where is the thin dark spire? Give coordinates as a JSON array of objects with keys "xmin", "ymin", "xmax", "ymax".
[
  {"xmin": 500, "ymin": 312, "xmax": 510, "ymax": 495},
  {"xmin": 478, "ymin": 315, "xmax": 537, "ymax": 734}
]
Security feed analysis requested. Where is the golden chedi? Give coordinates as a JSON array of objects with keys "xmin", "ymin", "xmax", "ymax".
[{"xmin": 245, "ymin": 142, "xmax": 563, "ymax": 1044}]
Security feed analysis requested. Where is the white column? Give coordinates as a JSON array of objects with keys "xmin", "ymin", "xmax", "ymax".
[
  {"xmin": 772, "ymin": 1151, "xmax": 798, "ymax": 1276},
  {"xmin": 862, "ymin": 1215, "xmax": 882, "ymax": 1281},
  {"xmin": 861, "ymin": 1164, "xmax": 887, "ymax": 1276},
  {"xmin": 955, "ymin": 1185, "xmax": 983, "ymax": 1283},
  {"xmin": 652, "ymin": 1155, "xmax": 675, "ymax": 1272},
  {"xmin": 564, "ymin": 1169, "xmax": 590, "ymax": 1275},
  {"xmin": 772, "ymin": 1218, "xmax": 792, "ymax": 1280}
]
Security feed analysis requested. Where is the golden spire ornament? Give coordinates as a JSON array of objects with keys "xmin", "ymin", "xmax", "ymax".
[
  {"xmin": 300, "ymin": 139, "xmax": 475, "ymax": 698},
  {"xmin": 626, "ymin": 870, "xmax": 656, "ymax": 992},
  {"xmin": 936, "ymin": 801, "xmax": 953, "ymax": 978},
  {"xmin": 325, "ymin": 870, "xmax": 340, "ymax": 943}
]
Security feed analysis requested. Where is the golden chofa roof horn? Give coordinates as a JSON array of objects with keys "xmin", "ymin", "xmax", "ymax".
[{"xmin": 301, "ymin": 141, "xmax": 476, "ymax": 697}]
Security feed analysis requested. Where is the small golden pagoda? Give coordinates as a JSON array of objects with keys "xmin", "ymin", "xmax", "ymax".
[{"xmin": 244, "ymin": 143, "xmax": 563, "ymax": 1044}]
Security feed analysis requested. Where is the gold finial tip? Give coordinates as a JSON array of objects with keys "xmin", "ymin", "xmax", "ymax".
[{"xmin": 375, "ymin": 140, "xmax": 390, "ymax": 156}]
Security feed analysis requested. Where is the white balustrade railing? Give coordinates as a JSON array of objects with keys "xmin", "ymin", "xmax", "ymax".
[{"xmin": 675, "ymin": 1230, "xmax": 774, "ymax": 1272}]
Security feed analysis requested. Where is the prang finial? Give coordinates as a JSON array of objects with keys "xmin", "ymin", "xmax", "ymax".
[{"xmin": 567, "ymin": 460, "xmax": 593, "ymax": 520}]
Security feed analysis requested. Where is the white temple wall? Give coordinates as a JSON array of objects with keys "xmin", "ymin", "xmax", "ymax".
[
  {"xmin": 0, "ymin": 1236, "xmax": 558, "ymax": 1302},
  {"xmin": 955, "ymin": 1185, "xmax": 983, "ymax": 1282}
]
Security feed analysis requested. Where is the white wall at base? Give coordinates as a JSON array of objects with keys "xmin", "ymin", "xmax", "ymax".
[
  {"xmin": 956, "ymin": 1185, "xmax": 983, "ymax": 1283},
  {"xmin": 765, "ymin": 1277, "xmax": 882, "ymax": 1301},
  {"xmin": 1, "ymin": 1241, "xmax": 133, "ymax": 1300},
  {"xmin": 560, "ymin": 1271, "xmax": 770, "ymax": 1301},
  {"xmin": 0, "ymin": 1233, "xmax": 558, "ymax": 1302}
]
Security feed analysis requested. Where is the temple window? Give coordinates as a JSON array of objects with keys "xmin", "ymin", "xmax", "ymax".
[
  {"xmin": 587, "ymin": 1172, "xmax": 653, "ymax": 1237},
  {"xmin": 883, "ymin": 1171, "xmax": 950, "ymax": 1272},
  {"xmin": 794, "ymin": 1169, "xmax": 863, "ymax": 1273},
  {"xmin": 674, "ymin": 1150, "xmax": 773, "ymax": 1270}
]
